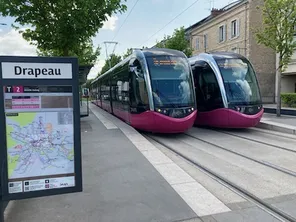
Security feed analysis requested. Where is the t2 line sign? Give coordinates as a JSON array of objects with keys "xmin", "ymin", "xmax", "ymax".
[{"xmin": 0, "ymin": 56, "xmax": 83, "ymax": 201}]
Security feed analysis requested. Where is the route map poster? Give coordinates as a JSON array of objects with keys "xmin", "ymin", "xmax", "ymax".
[{"xmin": 3, "ymin": 85, "xmax": 75, "ymax": 194}]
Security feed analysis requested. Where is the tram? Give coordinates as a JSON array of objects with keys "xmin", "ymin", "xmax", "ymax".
[
  {"xmin": 189, "ymin": 52, "xmax": 263, "ymax": 128},
  {"xmin": 90, "ymin": 48, "xmax": 197, "ymax": 133}
]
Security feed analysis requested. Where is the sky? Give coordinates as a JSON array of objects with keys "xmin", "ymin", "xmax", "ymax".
[{"xmin": 0, "ymin": 0, "xmax": 235, "ymax": 79}]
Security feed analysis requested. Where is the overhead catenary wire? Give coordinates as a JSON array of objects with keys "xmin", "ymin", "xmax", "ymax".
[
  {"xmin": 107, "ymin": 0, "xmax": 140, "ymax": 51},
  {"xmin": 139, "ymin": 0, "xmax": 200, "ymax": 47}
]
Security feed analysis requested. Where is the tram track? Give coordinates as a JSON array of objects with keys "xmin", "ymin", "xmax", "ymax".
[
  {"xmin": 184, "ymin": 133, "xmax": 296, "ymax": 178},
  {"xmin": 143, "ymin": 133, "xmax": 296, "ymax": 222},
  {"xmin": 244, "ymin": 127, "xmax": 296, "ymax": 140},
  {"xmin": 210, "ymin": 128, "xmax": 296, "ymax": 154}
]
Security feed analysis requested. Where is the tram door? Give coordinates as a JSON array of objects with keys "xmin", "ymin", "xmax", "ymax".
[
  {"xmin": 129, "ymin": 58, "xmax": 150, "ymax": 114},
  {"xmin": 192, "ymin": 61, "xmax": 224, "ymax": 111}
]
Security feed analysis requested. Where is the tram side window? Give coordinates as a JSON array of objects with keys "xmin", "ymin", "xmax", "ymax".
[
  {"xmin": 130, "ymin": 59, "xmax": 149, "ymax": 111},
  {"xmin": 111, "ymin": 74, "xmax": 118, "ymax": 102},
  {"xmin": 193, "ymin": 61, "xmax": 223, "ymax": 111},
  {"xmin": 101, "ymin": 80, "xmax": 105, "ymax": 101},
  {"xmin": 102, "ymin": 78, "xmax": 110, "ymax": 101},
  {"xmin": 97, "ymin": 81, "xmax": 101, "ymax": 100}
]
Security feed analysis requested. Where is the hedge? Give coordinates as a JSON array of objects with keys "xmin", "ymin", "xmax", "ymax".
[{"xmin": 281, "ymin": 93, "xmax": 296, "ymax": 108}]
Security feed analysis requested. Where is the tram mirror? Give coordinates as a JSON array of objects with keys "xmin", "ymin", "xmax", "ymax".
[
  {"xmin": 129, "ymin": 65, "xmax": 136, "ymax": 72},
  {"xmin": 134, "ymin": 68, "xmax": 144, "ymax": 79}
]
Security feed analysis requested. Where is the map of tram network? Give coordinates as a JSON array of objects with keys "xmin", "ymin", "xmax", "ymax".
[{"xmin": 6, "ymin": 112, "xmax": 74, "ymax": 179}]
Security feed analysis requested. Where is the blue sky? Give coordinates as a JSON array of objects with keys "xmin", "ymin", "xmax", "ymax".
[{"xmin": 0, "ymin": 0, "xmax": 234, "ymax": 79}]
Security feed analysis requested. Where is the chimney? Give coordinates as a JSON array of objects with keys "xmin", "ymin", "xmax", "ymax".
[{"xmin": 211, "ymin": 8, "xmax": 224, "ymax": 17}]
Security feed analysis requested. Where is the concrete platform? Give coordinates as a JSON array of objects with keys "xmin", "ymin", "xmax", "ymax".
[
  {"xmin": 257, "ymin": 113, "xmax": 296, "ymax": 135},
  {"xmin": 4, "ymin": 105, "xmax": 200, "ymax": 222},
  {"xmin": 80, "ymin": 100, "xmax": 89, "ymax": 117},
  {"xmin": 5, "ymin": 104, "xmax": 292, "ymax": 222},
  {"xmin": 263, "ymin": 104, "xmax": 296, "ymax": 116}
]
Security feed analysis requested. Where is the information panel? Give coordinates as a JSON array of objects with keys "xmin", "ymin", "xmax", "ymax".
[
  {"xmin": 4, "ymin": 85, "xmax": 74, "ymax": 193},
  {"xmin": 0, "ymin": 56, "xmax": 82, "ymax": 201}
]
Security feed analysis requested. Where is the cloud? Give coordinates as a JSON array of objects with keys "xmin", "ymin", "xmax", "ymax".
[
  {"xmin": 102, "ymin": 15, "xmax": 118, "ymax": 31},
  {"xmin": 0, "ymin": 28, "xmax": 106, "ymax": 80},
  {"xmin": 0, "ymin": 29, "xmax": 37, "ymax": 56},
  {"xmin": 87, "ymin": 59, "xmax": 106, "ymax": 79}
]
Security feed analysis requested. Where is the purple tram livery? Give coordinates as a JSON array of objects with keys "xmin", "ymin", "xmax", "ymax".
[
  {"xmin": 189, "ymin": 52, "xmax": 263, "ymax": 128},
  {"xmin": 90, "ymin": 48, "xmax": 197, "ymax": 133}
]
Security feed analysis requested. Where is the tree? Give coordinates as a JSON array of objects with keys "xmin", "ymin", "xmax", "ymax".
[
  {"xmin": 254, "ymin": 0, "xmax": 296, "ymax": 116},
  {"xmin": 0, "ymin": 0, "xmax": 127, "ymax": 56},
  {"xmin": 37, "ymin": 38, "xmax": 101, "ymax": 66},
  {"xmin": 123, "ymin": 48, "xmax": 133, "ymax": 59},
  {"xmin": 99, "ymin": 54, "xmax": 122, "ymax": 75},
  {"xmin": 85, "ymin": 79, "xmax": 94, "ymax": 89},
  {"xmin": 155, "ymin": 26, "xmax": 193, "ymax": 57}
]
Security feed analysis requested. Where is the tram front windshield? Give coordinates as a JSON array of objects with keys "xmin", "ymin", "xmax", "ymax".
[
  {"xmin": 146, "ymin": 55, "xmax": 195, "ymax": 108},
  {"xmin": 216, "ymin": 58, "xmax": 261, "ymax": 105}
]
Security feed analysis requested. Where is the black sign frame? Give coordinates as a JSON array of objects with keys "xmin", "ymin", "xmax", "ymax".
[{"xmin": 0, "ymin": 56, "xmax": 82, "ymax": 201}]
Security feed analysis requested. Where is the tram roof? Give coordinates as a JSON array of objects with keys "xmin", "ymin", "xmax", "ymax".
[
  {"xmin": 209, "ymin": 51, "xmax": 247, "ymax": 60},
  {"xmin": 91, "ymin": 48, "xmax": 187, "ymax": 84},
  {"xmin": 189, "ymin": 51, "xmax": 247, "ymax": 65},
  {"xmin": 141, "ymin": 47, "xmax": 186, "ymax": 57}
]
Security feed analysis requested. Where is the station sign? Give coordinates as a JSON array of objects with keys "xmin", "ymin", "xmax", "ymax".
[{"xmin": 0, "ymin": 56, "xmax": 82, "ymax": 200}]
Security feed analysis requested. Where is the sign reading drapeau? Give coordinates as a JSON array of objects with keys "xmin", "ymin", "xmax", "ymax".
[
  {"xmin": 1, "ymin": 62, "xmax": 72, "ymax": 79},
  {"xmin": 0, "ymin": 56, "xmax": 82, "ymax": 201}
]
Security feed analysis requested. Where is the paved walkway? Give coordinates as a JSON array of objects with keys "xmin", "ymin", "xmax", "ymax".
[
  {"xmin": 80, "ymin": 100, "xmax": 89, "ymax": 117},
  {"xmin": 4, "ymin": 106, "xmax": 199, "ymax": 222},
  {"xmin": 264, "ymin": 104, "xmax": 296, "ymax": 110},
  {"xmin": 258, "ymin": 113, "xmax": 296, "ymax": 135},
  {"xmin": 262, "ymin": 113, "xmax": 296, "ymax": 126}
]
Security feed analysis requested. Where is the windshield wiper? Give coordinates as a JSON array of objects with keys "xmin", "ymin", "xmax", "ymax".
[{"xmin": 155, "ymin": 89, "xmax": 178, "ymax": 109}]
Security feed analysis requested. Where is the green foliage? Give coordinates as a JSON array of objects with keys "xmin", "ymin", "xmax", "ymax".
[
  {"xmin": 85, "ymin": 79, "xmax": 94, "ymax": 89},
  {"xmin": 99, "ymin": 54, "xmax": 122, "ymax": 75},
  {"xmin": 254, "ymin": 0, "xmax": 296, "ymax": 72},
  {"xmin": 155, "ymin": 26, "xmax": 193, "ymax": 57},
  {"xmin": 123, "ymin": 48, "xmax": 133, "ymax": 59},
  {"xmin": 37, "ymin": 38, "xmax": 101, "ymax": 66},
  {"xmin": 0, "ymin": 0, "xmax": 127, "ymax": 56},
  {"xmin": 281, "ymin": 93, "xmax": 296, "ymax": 107}
]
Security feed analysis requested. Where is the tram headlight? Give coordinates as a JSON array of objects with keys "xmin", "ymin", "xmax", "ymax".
[
  {"xmin": 235, "ymin": 106, "xmax": 244, "ymax": 113},
  {"xmin": 156, "ymin": 108, "xmax": 168, "ymax": 114}
]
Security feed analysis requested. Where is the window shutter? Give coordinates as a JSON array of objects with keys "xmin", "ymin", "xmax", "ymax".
[
  {"xmin": 237, "ymin": 19, "xmax": 240, "ymax": 36},
  {"xmin": 223, "ymin": 24, "xmax": 227, "ymax": 41}
]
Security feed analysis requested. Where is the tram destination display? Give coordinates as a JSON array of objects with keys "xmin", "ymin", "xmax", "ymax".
[{"xmin": 0, "ymin": 56, "xmax": 82, "ymax": 201}]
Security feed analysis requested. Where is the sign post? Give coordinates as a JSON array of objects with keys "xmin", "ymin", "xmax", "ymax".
[{"xmin": 0, "ymin": 56, "xmax": 82, "ymax": 205}]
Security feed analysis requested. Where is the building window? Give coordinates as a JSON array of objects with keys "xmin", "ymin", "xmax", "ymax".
[
  {"xmin": 195, "ymin": 38, "xmax": 199, "ymax": 50},
  {"xmin": 219, "ymin": 25, "xmax": 226, "ymax": 42},
  {"xmin": 231, "ymin": 19, "xmax": 239, "ymax": 38}
]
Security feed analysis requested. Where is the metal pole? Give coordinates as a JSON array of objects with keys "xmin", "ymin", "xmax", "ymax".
[
  {"xmin": 104, "ymin": 42, "xmax": 111, "ymax": 69},
  {"xmin": 0, "ymin": 200, "xmax": 4, "ymax": 222},
  {"xmin": 103, "ymin": 41, "xmax": 118, "ymax": 70},
  {"xmin": 87, "ymin": 97, "xmax": 89, "ymax": 116}
]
